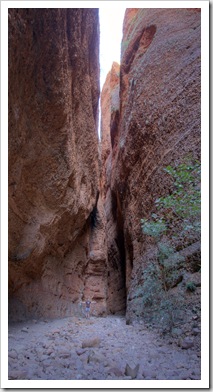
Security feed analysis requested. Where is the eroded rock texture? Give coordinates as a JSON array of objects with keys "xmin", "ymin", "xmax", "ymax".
[
  {"xmin": 101, "ymin": 9, "xmax": 201, "ymax": 320},
  {"xmin": 8, "ymin": 9, "xmax": 106, "ymax": 320}
]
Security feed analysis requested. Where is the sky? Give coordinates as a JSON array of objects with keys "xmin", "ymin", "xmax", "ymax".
[{"xmin": 99, "ymin": 7, "xmax": 126, "ymax": 90}]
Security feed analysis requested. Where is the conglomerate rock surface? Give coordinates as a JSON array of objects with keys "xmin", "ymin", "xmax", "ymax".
[
  {"xmin": 8, "ymin": 9, "xmax": 106, "ymax": 320},
  {"xmin": 101, "ymin": 9, "xmax": 201, "ymax": 323}
]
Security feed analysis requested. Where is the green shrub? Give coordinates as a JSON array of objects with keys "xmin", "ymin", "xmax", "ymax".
[
  {"xmin": 154, "ymin": 159, "xmax": 201, "ymax": 240},
  {"xmin": 132, "ymin": 260, "xmax": 184, "ymax": 331},
  {"xmin": 186, "ymin": 281, "xmax": 197, "ymax": 292},
  {"xmin": 138, "ymin": 158, "xmax": 201, "ymax": 331},
  {"xmin": 141, "ymin": 219, "xmax": 167, "ymax": 239}
]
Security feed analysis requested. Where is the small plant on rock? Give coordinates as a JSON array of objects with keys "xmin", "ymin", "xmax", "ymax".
[{"xmin": 186, "ymin": 281, "xmax": 197, "ymax": 292}]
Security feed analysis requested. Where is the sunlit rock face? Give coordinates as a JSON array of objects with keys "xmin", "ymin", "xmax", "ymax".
[
  {"xmin": 102, "ymin": 9, "xmax": 201, "ymax": 320},
  {"xmin": 8, "ymin": 9, "xmax": 107, "ymax": 320}
]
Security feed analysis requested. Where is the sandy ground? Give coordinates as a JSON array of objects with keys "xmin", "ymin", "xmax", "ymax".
[{"xmin": 8, "ymin": 314, "xmax": 200, "ymax": 381}]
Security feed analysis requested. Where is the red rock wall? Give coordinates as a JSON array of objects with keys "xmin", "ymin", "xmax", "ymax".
[
  {"xmin": 102, "ymin": 9, "xmax": 201, "ymax": 318},
  {"xmin": 8, "ymin": 9, "xmax": 106, "ymax": 320}
]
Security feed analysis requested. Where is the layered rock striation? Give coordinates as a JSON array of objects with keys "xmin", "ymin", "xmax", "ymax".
[
  {"xmin": 101, "ymin": 9, "xmax": 201, "ymax": 320},
  {"xmin": 8, "ymin": 9, "xmax": 107, "ymax": 320}
]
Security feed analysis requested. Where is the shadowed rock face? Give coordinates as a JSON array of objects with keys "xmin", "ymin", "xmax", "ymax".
[
  {"xmin": 8, "ymin": 9, "xmax": 106, "ymax": 320},
  {"xmin": 101, "ymin": 9, "xmax": 201, "ymax": 319}
]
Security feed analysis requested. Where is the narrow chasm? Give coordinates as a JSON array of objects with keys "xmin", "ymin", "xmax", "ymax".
[
  {"xmin": 7, "ymin": 7, "xmax": 202, "ymax": 383},
  {"xmin": 109, "ymin": 190, "xmax": 127, "ymax": 314}
]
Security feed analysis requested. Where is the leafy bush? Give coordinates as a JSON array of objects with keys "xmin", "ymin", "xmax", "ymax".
[
  {"xmin": 132, "ymin": 260, "xmax": 184, "ymax": 331},
  {"xmin": 141, "ymin": 218, "xmax": 167, "ymax": 239},
  {"xmin": 141, "ymin": 158, "xmax": 200, "ymax": 247},
  {"xmin": 154, "ymin": 159, "xmax": 201, "ymax": 243},
  {"xmin": 138, "ymin": 158, "xmax": 201, "ymax": 331}
]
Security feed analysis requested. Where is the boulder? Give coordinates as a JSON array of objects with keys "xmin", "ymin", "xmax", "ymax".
[
  {"xmin": 125, "ymin": 363, "xmax": 139, "ymax": 379},
  {"xmin": 82, "ymin": 337, "xmax": 101, "ymax": 348},
  {"xmin": 179, "ymin": 337, "xmax": 194, "ymax": 349}
]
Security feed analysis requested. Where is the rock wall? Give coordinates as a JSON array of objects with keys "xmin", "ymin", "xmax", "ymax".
[
  {"xmin": 8, "ymin": 9, "xmax": 107, "ymax": 321},
  {"xmin": 102, "ymin": 9, "xmax": 201, "ymax": 321}
]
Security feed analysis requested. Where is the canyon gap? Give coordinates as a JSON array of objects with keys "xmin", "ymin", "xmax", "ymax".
[{"xmin": 8, "ymin": 8, "xmax": 201, "ymax": 325}]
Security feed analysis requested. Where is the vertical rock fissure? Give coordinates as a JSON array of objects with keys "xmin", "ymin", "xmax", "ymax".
[
  {"xmin": 113, "ymin": 191, "xmax": 127, "ymax": 312},
  {"xmin": 100, "ymin": 60, "xmax": 128, "ymax": 315}
]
